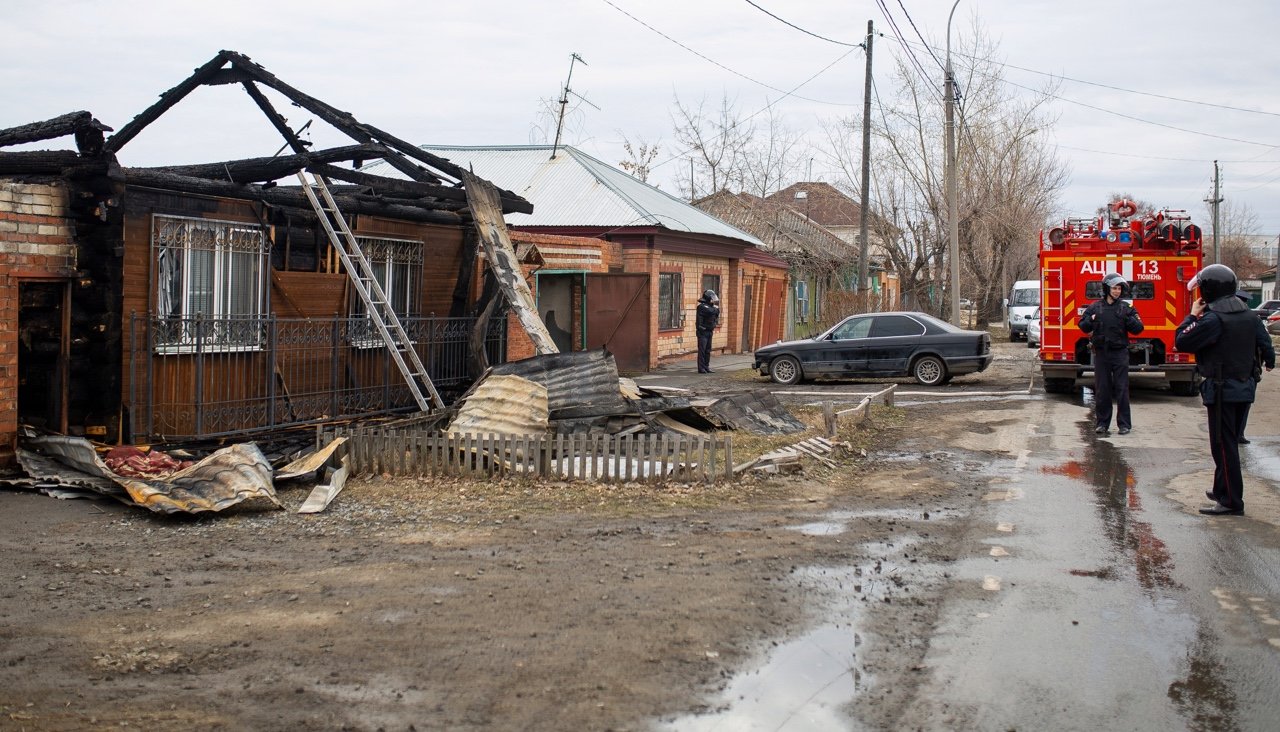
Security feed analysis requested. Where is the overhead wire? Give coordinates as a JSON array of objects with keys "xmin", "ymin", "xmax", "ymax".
[
  {"xmin": 874, "ymin": 0, "xmax": 942, "ymax": 100},
  {"xmin": 740, "ymin": 0, "xmax": 863, "ymax": 47},
  {"xmin": 599, "ymin": 0, "xmax": 859, "ymax": 107}
]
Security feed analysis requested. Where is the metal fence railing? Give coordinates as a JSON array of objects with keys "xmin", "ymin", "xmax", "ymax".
[{"xmin": 128, "ymin": 314, "xmax": 506, "ymax": 442}]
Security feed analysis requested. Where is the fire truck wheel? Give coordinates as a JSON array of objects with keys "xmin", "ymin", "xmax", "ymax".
[
  {"xmin": 769, "ymin": 355, "xmax": 803, "ymax": 385},
  {"xmin": 912, "ymin": 355, "xmax": 948, "ymax": 386},
  {"xmin": 1170, "ymin": 379, "xmax": 1197, "ymax": 397},
  {"xmin": 1044, "ymin": 378, "xmax": 1074, "ymax": 394}
]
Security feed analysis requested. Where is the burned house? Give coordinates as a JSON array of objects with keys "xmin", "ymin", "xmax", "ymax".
[{"xmin": 0, "ymin": 50, "xmax": 532, "ymax": 468}]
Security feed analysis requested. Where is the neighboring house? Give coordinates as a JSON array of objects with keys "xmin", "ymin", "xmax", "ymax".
[
  {"xmin": 367, "ymin": 146, "xmax": 790, "ymax": 372},
  {"xmin": 766, "ymin": 181, "xmax": 891, "ymax": 266},
  {"xmin": 0, "ymin": 51, "xmax": 529, "ymax": 466},
  {"xmin": 695, "ymin": 190, "xmax": 898, "ymax": 338}
]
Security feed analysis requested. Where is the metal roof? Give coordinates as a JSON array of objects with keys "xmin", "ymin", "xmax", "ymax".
[{"xmin": 363, "ymin": 145, "xmax": 764, "ymax": 246}]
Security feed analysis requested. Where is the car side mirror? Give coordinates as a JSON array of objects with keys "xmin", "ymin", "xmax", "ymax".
[{"xmin": 1002, "ymin": 298, "xmax": 1009, "ymax": 307}]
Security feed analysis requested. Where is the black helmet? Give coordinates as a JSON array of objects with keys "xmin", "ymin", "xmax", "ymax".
[
  {"xmin": 1188, "ymin": 264, "xmax": 1237, "ymax": 303},
  {"xmin": 1102, "ymin": 272, "xmax": 1129, "ymax": 297},
  {"xmin": 702, "ymin": 289, "xmax": 719, "ymax": 303}
]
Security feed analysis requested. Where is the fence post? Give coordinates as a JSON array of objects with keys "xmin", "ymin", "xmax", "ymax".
[{"xmin": 824, "ymin": 401, "xmax": 836, "ymax": 438}]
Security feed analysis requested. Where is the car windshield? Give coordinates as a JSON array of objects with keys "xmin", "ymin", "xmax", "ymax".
[{"xmin": 1011, "ymin": 289, "xmax": 1040, "ymax": 306}]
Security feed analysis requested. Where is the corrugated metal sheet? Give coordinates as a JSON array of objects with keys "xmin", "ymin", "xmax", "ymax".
[
  {"xmin": 364, "ymin": 145, "xmax": 765, "ymax": 246},
  {"xmin": 19, "ymin": 437, "xmax": 280, "ymax": 514},
  {"xmin": 489, "ymin": 349, "xmax": 629, "ymax": 419},
  {"xmin": 446, "ymin": 374, "xmax": 550, "ymax": 436}
]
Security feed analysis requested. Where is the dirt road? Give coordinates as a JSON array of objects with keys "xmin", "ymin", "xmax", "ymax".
[{"xmin": 0, "ymin": 341, "xmax": 1111, "ymax": 730}]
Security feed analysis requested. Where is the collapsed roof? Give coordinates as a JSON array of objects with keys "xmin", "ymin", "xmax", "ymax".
[{"xmin": 0, "ymin": 50, "xmax": 531, "ymax": 220}]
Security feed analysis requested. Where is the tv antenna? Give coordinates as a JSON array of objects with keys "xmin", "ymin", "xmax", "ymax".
[{"xmin": 551, "ymin": 52, "xmax": 597, "ymax": 159}]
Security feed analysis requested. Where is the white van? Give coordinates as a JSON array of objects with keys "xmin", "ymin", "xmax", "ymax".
[{"xmin": 1005, "ymin": 280, "xmax": 1040, "ymax": 342}]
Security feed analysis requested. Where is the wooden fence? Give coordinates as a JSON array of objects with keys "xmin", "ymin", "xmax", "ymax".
[{"xmin": 318, "ymin": 428, "xmax": 734, "ymax": 483}]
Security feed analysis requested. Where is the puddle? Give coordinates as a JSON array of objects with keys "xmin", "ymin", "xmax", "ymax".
[
  {"xmin": 664, "ymin": 509, "xmax": 947, "ymax": 732},
  {"xmin": 1244, "ymin": 442, "xmax": 1280, "ymax": 484},
  {"xmin": 897, "ymin": 394, "xmax": 1038, "ymax": 407},
  {"xmin": 660, "ymin": 564, "xmax": 888, "ymax": 732},
  {"xmin": 658, "ymin": 621, "xmax": 867, "ymax": 731},
  {"xmin": 784, "ymin": 507, "xmax": 961, "ymax": 537}
]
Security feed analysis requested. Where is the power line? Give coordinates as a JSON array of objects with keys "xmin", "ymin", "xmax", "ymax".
[
  {"xmin": 995, "ymin": 74, "xmax": 1280, "ymax": 148},
  {"xmin": 873, "ymin": 0, "xmax": 942, "ymax": 102},
  {"xmin": 897, "ymin": 37, "xmax": 1280, "ymax": 119},
  {"xmin": 647, "ymin": 46, "xmax": 863, "ymax": 173},
  {"xmin": 895, "ymin": 0, "xmax": 944, "ymax": 72},
  {"xmin": 740, "ymin": 0, "xmax": 863, "ymax": 47},
  {"xmin": 600, "ymin": 0, "xmax": 860, "ymax": 107}
]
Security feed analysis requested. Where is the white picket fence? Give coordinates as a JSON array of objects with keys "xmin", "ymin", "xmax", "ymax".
[{"xmin": 319, "ymin": 428, "xmax": 734, "ymax": 483}]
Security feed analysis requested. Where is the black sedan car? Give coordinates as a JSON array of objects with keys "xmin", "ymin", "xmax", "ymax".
[{"xmin": 753, "ymin": 311, "xmax": 993, "ymax": 386}]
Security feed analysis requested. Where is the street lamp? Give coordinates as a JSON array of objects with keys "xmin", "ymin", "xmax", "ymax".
[{"xmin": 945, "ymin": 0, "xmax": 961, "ymax": 326}]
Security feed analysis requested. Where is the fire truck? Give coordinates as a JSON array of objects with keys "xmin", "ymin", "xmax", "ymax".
[{"xmin": 1037, "ymin": 199, "xmax": 1203, "ymax": 395}]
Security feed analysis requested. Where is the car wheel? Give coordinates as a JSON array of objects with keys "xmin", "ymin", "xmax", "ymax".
[
  {"xmin": 912, "ymin": 355, "xmax": 947, "ymax": 386},
  {"xmin": 769, "ymin": 355, "xmax": 802, "ymax": 385},
  {"xmin": 1026, "ymin": 339, "xmax": 1037, "ymax": 349},
  {"xmin": 1008, "ymin": 331, "xmax": 1018, "ymax": 342}
]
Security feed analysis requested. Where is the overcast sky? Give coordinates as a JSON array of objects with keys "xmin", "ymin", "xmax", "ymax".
[{"xmin": 4, "ymin": 0, "xmax": 1278, "ymax": 237}]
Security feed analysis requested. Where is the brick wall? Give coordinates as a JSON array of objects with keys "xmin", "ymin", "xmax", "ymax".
[
  {"xmin": 504, "ymin": 232, "xmax": 621, "ymax": 363},
  {"xmin": 654, "ymin": 252, "xmax": 737, "ymax": 362},
  {"xmin": 0, "ymin": 180, "xmax": 79, "ymax": 467}
]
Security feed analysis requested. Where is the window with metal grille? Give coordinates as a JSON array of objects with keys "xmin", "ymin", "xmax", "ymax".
[
  {"xmin": 152, "ymin": 214, "xmax": 267, "ymax": 351},
  {"xmin": 701, "ymin": 273, "xmax": 721, "ymax": 300},
  {"xmin": 658, "ymin": 272, "xmax": 683, "ymax": 330},
  {"xmin": 349, "ymin": 236, "xmax": 424, "ymax": 346}
]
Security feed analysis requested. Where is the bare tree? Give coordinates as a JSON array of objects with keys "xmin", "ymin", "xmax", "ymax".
[
  {"xmin": 529, "ymin": 96, "xmax": 588, "ymax": 147},
  {"xmin": 737, "ymin": 104, "xmax": 808, "ymax": 198},
  {"xmin": 1205, "ymin": 199, "xmax": 1263, "ymax": 274},
  {"xmin": 618, "ymin": 134, "xmax": 661, "ymax": 184},
  {"xmin": 670, "ymin": 93, "xmax": 754, "ymax": 200},
  {"xmin": 820, "ymin": 19, "xmax": 1066, "ymax": 323}
]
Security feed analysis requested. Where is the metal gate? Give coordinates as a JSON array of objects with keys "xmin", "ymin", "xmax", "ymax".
[{"xmin": 585, "ymin": 273, "xmax": 651, "ymax": 373}]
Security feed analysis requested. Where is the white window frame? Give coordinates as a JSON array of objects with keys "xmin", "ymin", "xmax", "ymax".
[
  {"xmin": 348, "ymin": 235, "xmax": 423, "ymax": 348},
  {"xmin": 152, "ymin": 214, "xmax": 268, "ymax": 353}
]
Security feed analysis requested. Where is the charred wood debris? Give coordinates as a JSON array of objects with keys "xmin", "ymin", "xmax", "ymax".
[{"xmin": 0, "ymin": 51, "xmax": 828, "ymax": 512}]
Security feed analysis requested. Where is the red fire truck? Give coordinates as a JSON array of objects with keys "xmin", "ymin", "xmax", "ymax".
[{"xmin": 1037, "ymin": 199, "xmax": 1203, "ymax": 395}]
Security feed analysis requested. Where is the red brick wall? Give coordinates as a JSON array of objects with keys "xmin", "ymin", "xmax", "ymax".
[
  {"xmin": 503, "ymin": 232, "xmax": 622, "ymax": 363},
  {"xmin": 0, "ymin": 180, "xmax": 79, "ymax": 466}
]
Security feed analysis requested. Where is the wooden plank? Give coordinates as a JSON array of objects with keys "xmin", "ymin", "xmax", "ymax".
[
  {"xmin": 461, "ymin": 171, "xmax": 557, "ymax": 355},
  {"xmin": 297, "ymin": 458, "xmax": 349, "ymax": 514}
]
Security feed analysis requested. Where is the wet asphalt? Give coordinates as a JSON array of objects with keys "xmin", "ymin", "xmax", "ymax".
[{"xmin": 654, "ymin": 353, "xmax": 1280, "ymax": 730}]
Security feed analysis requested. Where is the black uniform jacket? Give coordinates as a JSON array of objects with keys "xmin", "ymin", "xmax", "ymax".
[
  {"xmin": 696, "ymin": 301, "xmax": 720, "ymax": 334},
  {"xmin": 1078, "ymin": 297, "xmax": 1143, "ymax": 350},
  {"xmin": 1174, "ymin": 295, "xmax": 1276, "ymax": 404}
]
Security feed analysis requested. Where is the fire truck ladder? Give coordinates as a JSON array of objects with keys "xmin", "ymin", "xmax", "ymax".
[
  {"xmin": 296, "ymin": 171, "xmax": 443, "ymax": 412},
  {"xmin": 1042, "ymin": 267, "xmax": 1064, "ymax": 350}
]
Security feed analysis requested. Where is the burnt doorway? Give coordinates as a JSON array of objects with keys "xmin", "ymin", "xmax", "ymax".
[
  {"xmin": 18, "ymin": 281, "xmax": 70, "ymax": 433},
  {"xmin": 585, "ymin": 273, "xmax": 650, "ymax": 373},
  {"xmin": 536, "ymin": 272, "xmax": 579, "ymax": 354}
]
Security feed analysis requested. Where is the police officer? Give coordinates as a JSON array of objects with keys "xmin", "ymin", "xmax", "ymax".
[
  {"xmin": 1078, "ymin": 272, "xmax": 1144, "ymax": 435},
  {"xmin": 695, "ymin": 290, "xmax": 720, "ymax": 374},
  {"xmin": 1175, "ymin": 264, "xmax": 1275, "ymax": 516}
]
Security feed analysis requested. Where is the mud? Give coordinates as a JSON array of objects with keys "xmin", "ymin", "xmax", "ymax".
[{"xmin": 1, "ymin": 341, "xmax": 1040, "ymax": 731}]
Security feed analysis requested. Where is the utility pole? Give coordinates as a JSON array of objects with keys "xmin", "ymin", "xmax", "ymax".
[
  {"xmin": 857, "ymin": 20, "xmax": 873, "ymax": 298},
  {"xmin": 1204, "ymin": 160, "xmax": 1223, "ymax": 264},
  {"xmin": 945, "ymin": 1, "xmax": 962, "ymax": 326}
]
